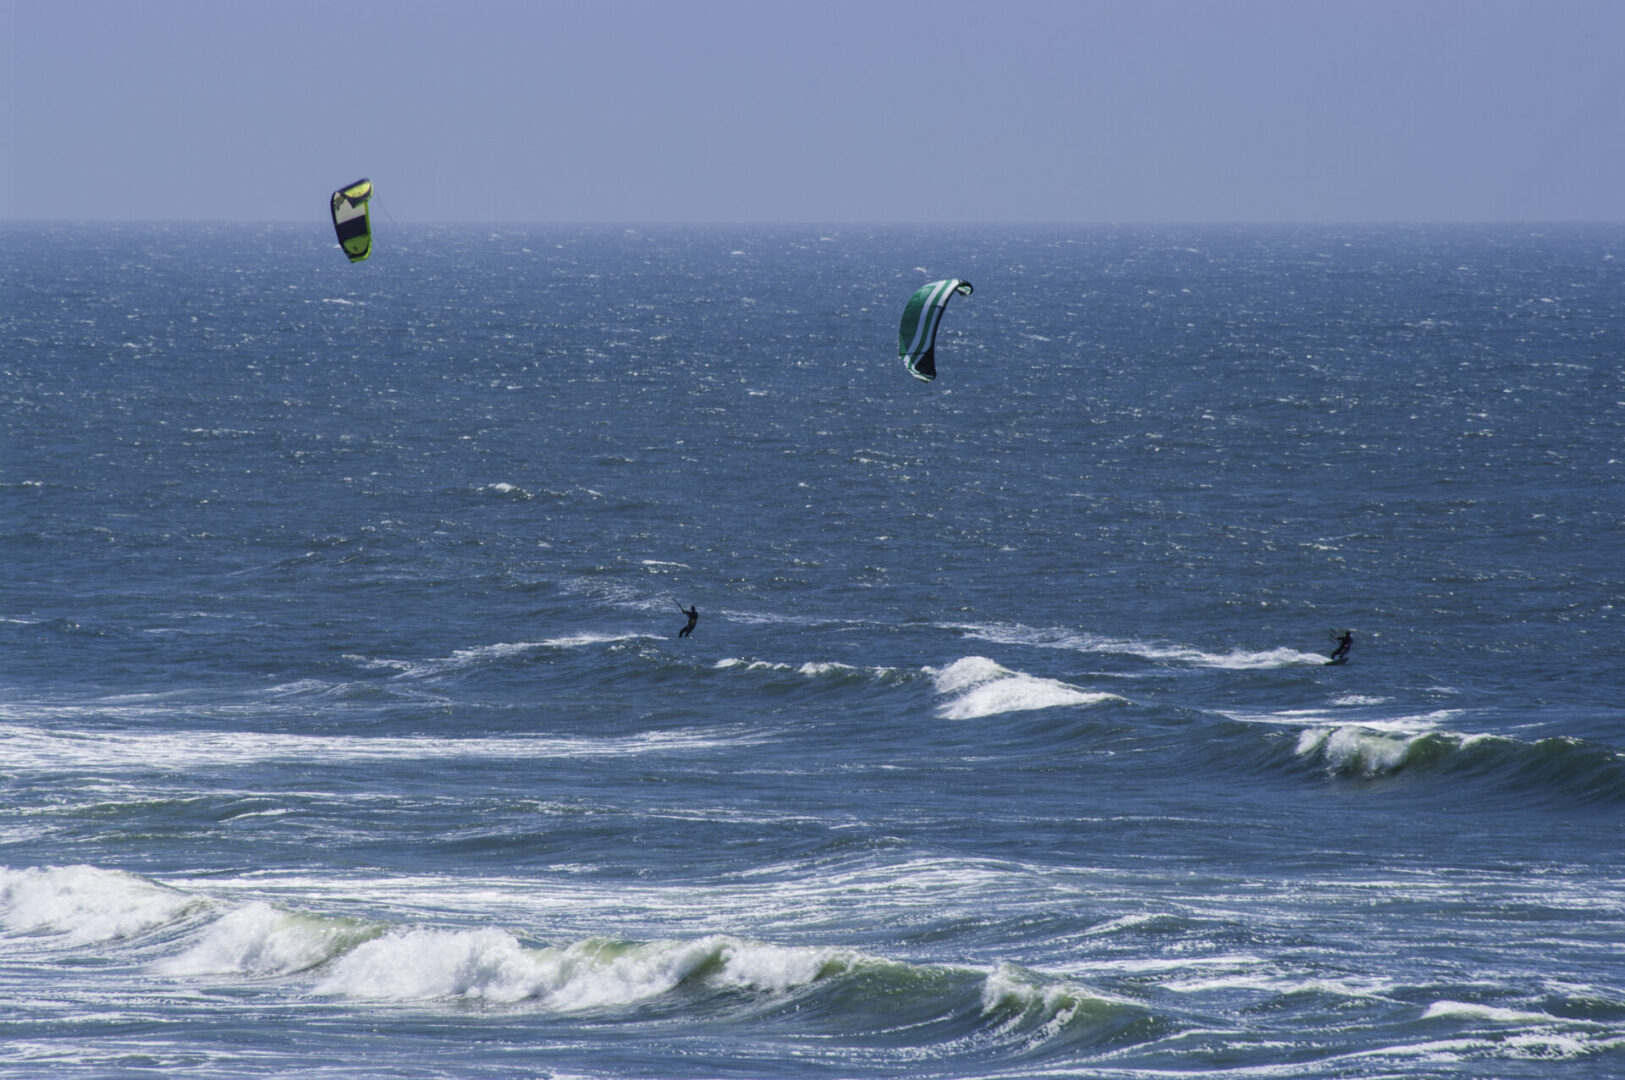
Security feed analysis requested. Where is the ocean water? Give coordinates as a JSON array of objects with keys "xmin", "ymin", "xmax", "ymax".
[{"xmin": 2, "ymin": 222, "xmax": 1622, "ymax": 1079}]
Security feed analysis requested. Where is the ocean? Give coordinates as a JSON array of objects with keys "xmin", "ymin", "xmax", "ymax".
[{"xmin": 2, "ymin": 222, "xmax": 1621, "ymax": 1078}]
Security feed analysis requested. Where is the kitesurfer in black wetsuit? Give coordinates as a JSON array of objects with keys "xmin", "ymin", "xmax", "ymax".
[
  {"xmin": 1329, "ymin": 630, "xmax": 1352, "ymax": 662},
  {"xmin": 677, "ymin": 604, "xmax": 698, "ymax": 638}
]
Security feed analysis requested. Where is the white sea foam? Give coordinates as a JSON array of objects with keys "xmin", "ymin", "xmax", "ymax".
[
  {"xmin": 437, "ymin": 639, "xmax": 562, "ymax": 668},
  {"xmin": 0, "ymin": 865, "xmax": 195, "ymax": 945},
  {"xmin": 165, "ymin": 857, "xmax": 1041, "ymax": 942},
  {"xmin": 315, "ymin": 928, "xmax": 543, "ymax": 1002},
  {"xmin": 1224, "ymin": 706, "xmax": 1463, "ymax": 736},
  {"xmin": 798, "ymin": 661, "xmax": 884, "ymax": 677},
  {"xmin": 1080, "ymin": 951, "xmax": 1268, "ymax": 980},
  {"xmin": 716, "ymin": 658, "xmax": 793, "ymax": 673},
  {"xmin": 1079, "ymin": 912, "xmax": 1165, "ymax": 936},
  {"xmin": 364, "ymin": 632, "xmax": 656, "ymax": 678},
  {"xmin": 1501, "ymin": 1032, "xmax": 1607, "ymax": 1061},
  {"xmin": 1163, "ymin": 969, "xmax": 1398, "ymax": 1000},
  {"xmin": 478, "ymin": 482, "xmax": 532, "ymax": 499},
  {"xmin": 1151, "ymin": 643, "xmax": 1326, "ymax": 669},
  {"xmin": 0, "ymin": 687, "xmax": 362, "ymax": 726},
  {"xmin": 154, "ymin": 901, "xmax": 373, "ymax": 977},
  {"xmin": 980, "ymin": 962, "xmax": 1141, "ymax": 1045},
  {"xmin": 3, "ymin": 867, "xmax": 864, "ymax": 1009},
  {"xmin": 538, "ymin": 631, "xmax": 653, "ymax": 650},
  {"xmin": 954, "ymin": 621, "xmax": 1324, "ymax": 669},
  {"xmin": 1369, "ymin": 1029, "xmax": 1614, "ymax": 1065},
  {"xmin": 930, "ymin": 657, "xmax": 1120, "ymax": 720},
  {"xmin": 316, "ymin": 930, "xmax": 855, "ymax": 1009},
  {"xmin": 0, "ymin": 724, "xmax": 745, "ymax": 773},
  {"xmin": 1421, "ymin": 1000, "xmax": 1557, "ymax": 1025},
  {"xmin": 715, "ymin": 657, "xmax": 897, "ymax": 681},
  {"xmin": 1293, "ymin": 719, "xmax": 1493, "ymax": 778},
  {"xmin": 1297, "ymin": 726, "xmax": 1416, "ymax": 775}
]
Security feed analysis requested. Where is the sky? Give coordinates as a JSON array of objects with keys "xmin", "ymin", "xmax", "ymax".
[{"xmin": 2, "ymin": 0, "xmax": 1622, "ymax": 223}]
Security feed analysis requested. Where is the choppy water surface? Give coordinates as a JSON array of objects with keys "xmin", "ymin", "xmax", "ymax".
[{"xmin": 2, "ymin": 223, "xmax": 1623, "ymax": 1078}]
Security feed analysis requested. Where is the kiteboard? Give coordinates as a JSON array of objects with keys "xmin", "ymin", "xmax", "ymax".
[{"xmin": 1324, "ymin": 656, "xmax": 1348, "ymax": 666}]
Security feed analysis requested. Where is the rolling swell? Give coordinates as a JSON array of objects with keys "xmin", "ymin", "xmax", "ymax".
[
  {"xmin": 1298, "ymin": 725, "xmax": 1625, "ymax": 805},
  {"xmin": 2, "ymin": 865, "xmax": 1163, "ymax": 1063}
]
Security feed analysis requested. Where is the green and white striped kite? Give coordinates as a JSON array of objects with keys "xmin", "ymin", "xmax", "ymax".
[{"xmin": 898, "ymin": 279, "xmax": 972, "ymax": 382}]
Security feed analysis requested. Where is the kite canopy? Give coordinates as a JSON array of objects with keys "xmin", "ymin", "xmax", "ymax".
[
  {"xmin": 330, "ymin": 178, "xmax": 373, "ymax": 262},
  {"xmin": 898, "ymin": 279, "xmax": 972, "ymax": 381}
]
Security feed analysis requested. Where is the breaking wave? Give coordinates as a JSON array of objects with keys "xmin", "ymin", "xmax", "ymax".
[
  {"xmin": 930, "ymin": 657, "xmax": 1123, "ymax": 720},
  {"xmin": 2, "ymin": 865, "xmax": 1155, "ymax": 1054},
  {"xmin": 1294, "ymin": 725, "xmax": 1625, "ymax": 802}
]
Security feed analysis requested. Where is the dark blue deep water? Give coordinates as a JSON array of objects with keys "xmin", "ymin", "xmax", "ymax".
[{"xmin": 3, "ymin": 222, "xmax": 1623, "ymax": 1078}]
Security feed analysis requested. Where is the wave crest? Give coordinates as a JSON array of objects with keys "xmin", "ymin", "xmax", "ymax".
[
  {"xmin": 316, "ymin": 930, "xmax": 860, "ymax": 1009},
  {"xmin": 931, "ymin": 657, "xmax": 1121, "ymax": 720},
  {"xmin": 154, "ymin": 901, "xmax": 379, "ymax": 977},
  {"xmin": 1295, "ymin": 727, "xmax": 1625, "ymax": 802},
  {"xmin": 0, "ymin": 865, "xmax": 197, "ymax": 945}
]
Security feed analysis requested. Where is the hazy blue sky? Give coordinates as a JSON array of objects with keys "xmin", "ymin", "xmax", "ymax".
[{"xmin": 3, "ymin": 0, "xmax": 1622, "ymax": 223}]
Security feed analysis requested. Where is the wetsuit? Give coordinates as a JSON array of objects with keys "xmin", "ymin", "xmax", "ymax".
[{"xmin": 678, "ymin": 606, "xmax": 698, "ymax": 638}]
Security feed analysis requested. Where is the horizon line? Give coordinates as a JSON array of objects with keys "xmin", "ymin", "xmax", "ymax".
[{"xmin": 5, "ymin": 218, "xmax": 1624, "ymax": 228}]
